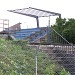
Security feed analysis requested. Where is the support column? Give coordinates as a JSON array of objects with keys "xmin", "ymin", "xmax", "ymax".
[
  {"xmin": 47, "ymin": 16, "xmax": 51, "ymax": 44},
  {"xmin": 59, "ymin": 14, "xmax": 61, "ymax": 18},
  {"xmin": 36, "ymin": 17, "xmax": 39, "ymax": 28}
]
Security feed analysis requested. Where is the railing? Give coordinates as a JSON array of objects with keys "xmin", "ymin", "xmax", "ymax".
[
  {"xmin": 0, "ymin": 19, "xmax": 9, "ymax": 34},
  {"xmin": 48, "ymin": 27, "xmax": 74, "ymax": 53}
]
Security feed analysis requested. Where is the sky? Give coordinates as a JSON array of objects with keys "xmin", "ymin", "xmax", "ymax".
[{"xmin": 0, "ymin": 0, "xmax": 75, "ymax": 29}]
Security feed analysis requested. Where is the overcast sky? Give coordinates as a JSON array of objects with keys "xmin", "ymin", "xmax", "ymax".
[{"xmin": 0, "ymin": 0, "xmax": 75, "ymax": 28}]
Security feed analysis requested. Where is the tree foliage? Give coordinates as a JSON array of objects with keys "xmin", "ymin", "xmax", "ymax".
[{"xmin": 52, "ymin": 18, "xmax": 75, "ymax": 44}]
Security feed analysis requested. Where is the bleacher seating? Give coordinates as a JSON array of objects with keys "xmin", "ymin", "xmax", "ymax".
[{"xmin": 11, "ymin": 27, "xmax": 48, "ymax": 42}]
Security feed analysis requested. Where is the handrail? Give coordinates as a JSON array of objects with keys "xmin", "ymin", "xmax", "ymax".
[
  {"xmin": 50, "ymin": 27, "xmax": 73, "ymax": 46},
  {"xmin": 50, "ymin": 27, "xmax": 75, "ymax": 53}
]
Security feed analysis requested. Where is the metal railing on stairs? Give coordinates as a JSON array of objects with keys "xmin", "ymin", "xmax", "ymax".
[{"xmin": 49, "ymin": 27, "xmax": 74, "ymax": 53}]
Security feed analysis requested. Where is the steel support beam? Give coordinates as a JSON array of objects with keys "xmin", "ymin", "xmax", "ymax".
[{"xmin": 36, "ymin": 17, "xmax": 39, "ymax": 28}]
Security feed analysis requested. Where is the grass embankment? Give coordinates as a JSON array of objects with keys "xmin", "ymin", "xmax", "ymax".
[{"xmin": 0, "ymin": 39, "xmax": 70, "ymax": 75}]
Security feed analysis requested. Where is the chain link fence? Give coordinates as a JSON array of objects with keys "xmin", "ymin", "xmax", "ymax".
[{"xmin": 0, "ymin": 39, "xmax": 72, "ymax": 75}]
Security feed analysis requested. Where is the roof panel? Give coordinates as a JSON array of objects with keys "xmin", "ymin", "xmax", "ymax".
[{"xmin": 8, "ymin": 7, "xmax": 61, "ymax": 18}]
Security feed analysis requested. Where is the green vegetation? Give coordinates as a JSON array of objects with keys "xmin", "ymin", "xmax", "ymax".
[
  {"xmin": 0, "ymin": 39, "xmax": 70, "ymax": 75},
  {"xmin": 52, "ymin": 18, "xmax": 75, "ymax": 44}
]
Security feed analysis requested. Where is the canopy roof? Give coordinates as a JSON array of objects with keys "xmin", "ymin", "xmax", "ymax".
[{"xmin": 8, "ymin": 7, "xmax": 61, "ymax": 18}]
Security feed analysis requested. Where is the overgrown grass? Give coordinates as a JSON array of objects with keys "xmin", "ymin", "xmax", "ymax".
[{"xmin": 0, "ymin": 39, "xmax": 70, "ymax": 75}]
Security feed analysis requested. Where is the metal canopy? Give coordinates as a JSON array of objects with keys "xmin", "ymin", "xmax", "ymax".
[
  {"xmin": 8, "ymin": 7, "xmax": 61, "ymax": 28},
  {"xmin": 8, "ymin": 7, "xmax": 61, "ymax": 18}
]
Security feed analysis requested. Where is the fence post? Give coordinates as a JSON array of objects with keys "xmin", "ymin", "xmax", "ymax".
[{"xmin": 35, "ymin": 45, "xmax": 39, "ymax": 75}]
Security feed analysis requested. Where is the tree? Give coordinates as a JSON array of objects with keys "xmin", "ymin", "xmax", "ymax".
[
  {"xmin": 52, "ymin": 18, "xmax": 75, "ymax": 44},
  {"xmin": 52, "ymin": 18, "xmax": 66, "ymax": 35}
]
